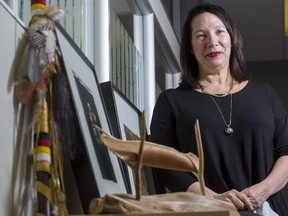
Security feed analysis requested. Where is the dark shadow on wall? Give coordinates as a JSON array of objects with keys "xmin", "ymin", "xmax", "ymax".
[{"xmin": 246, "ymin": 60, "xmax": 288, "ymax": 109}]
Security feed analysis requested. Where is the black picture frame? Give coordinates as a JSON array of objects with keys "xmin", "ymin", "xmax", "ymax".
[
  {"xmin": 55, "ymin": 25, "xmax": 128, "ymax": 212},
  {"xmin": 100, "ymin": 81, "xmax": 157, "ymax": 195}
]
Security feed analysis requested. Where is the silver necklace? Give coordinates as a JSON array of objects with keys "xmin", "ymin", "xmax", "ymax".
[
  {"xmin": 208, "ymin": 91, "xmax": 231, "ymax": 98},
  {"xmin": 201, "ymin": 81, "xmax": 234, "ymax": 135},
  {"xmin": 207, "ymin": 93, "xmax": 233, "ymax": 135},
  {"xmin": 202, "ymin": 79, "xmax": 234, "ymax": 98}
]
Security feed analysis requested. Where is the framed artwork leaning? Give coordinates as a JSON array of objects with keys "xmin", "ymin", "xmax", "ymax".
[
  {"xmin": 100, "ymin": 81, "xmax": 157, "ymax": 195},
  {"xmin": 55, "ymin": 25, "xmax": 128, "ymax": 212}
]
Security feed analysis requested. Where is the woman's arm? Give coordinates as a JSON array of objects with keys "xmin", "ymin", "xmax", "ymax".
[
  {"xmin": 242, "ymin": 155, "xmax": 288, "ymax": 209},
  {"xmin": 187, "ymin": 156, "xmax": 288, "ymax": 211}
]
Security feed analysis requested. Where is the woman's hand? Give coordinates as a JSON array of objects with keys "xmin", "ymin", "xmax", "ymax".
[
  {"xmin": 241, "ymin": 183, "xmax": 269, "ymax": 210},
  {"xmin": 187, "ymin": 182, "xmax": 254, "ymax": 211},
  {"xmin": 241, "ymin": 156, "xmax": 288, "ymax": 210},
  {"xmin": 213, "ymin": 189, "xmax": 254, "ymax": 211}
]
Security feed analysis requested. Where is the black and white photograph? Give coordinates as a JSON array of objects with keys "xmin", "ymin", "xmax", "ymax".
[
  {"xmin": 74, "ymin": 74, "xmax": 116, "ymax": 182},
  {"xmin": 100, "ymin": 81, "xmax": 157, "ymax": 195},
  {"xmin": 56, "ymin": 25, "xmax": 128, "ymax": 198}
]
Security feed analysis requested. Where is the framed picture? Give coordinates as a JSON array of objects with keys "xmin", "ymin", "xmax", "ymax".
[
  {"xmin": 100, "ymin": 81, "xmax": 156, "ymax": 195},
  {"xmin": 55, "ymin": 25, "xmax": 128, "ymax": 211}
]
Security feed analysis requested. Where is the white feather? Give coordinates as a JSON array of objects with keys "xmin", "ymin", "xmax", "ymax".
[
  {"xmin": 46, "ymin": 6, "xmax": 65, "ymax": 21},
  {"xmin": 45, "ymin": 29, "xmax": 56, "ymax": 63}
]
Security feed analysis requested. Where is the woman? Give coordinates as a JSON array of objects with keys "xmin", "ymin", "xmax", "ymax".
[{"xmin": 150, "ymin": 4, "xmax": 288, "ymax": 216}]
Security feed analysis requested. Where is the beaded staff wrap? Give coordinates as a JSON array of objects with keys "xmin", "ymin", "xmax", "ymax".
[
  {"xmin": 31, "ymin": 0, "xmax": 46, "ymax": 16},
  {"xmin": 34, "ymin": 100, "xmax": 51, "ymax": 215}
]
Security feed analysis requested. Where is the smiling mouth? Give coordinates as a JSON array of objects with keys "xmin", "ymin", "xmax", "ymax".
[{"xmin": 206, "ymin": 52, "xmax": 222, "ymax": 57}]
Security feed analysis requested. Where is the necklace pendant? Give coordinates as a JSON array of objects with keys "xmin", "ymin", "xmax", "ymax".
[{"xmin": 224, "ymin": 126, "xmax": 233, "ymax": 136}]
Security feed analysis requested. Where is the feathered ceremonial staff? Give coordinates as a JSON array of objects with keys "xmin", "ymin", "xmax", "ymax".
[{"xmin": 15, "ymin": 1, "xmax": 68, "ymax": 215}]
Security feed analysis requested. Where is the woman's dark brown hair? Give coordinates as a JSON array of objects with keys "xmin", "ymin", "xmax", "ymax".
[{"xmin": 179, "ymin": 4, "xmax": 250, "ymax": 89}]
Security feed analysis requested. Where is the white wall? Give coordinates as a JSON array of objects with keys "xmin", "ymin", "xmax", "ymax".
[{"xmin": 0, "ymin": 3, "xmax": 28, "ymax": 216}]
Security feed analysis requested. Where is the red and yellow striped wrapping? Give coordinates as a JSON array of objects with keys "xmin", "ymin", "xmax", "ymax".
[
  {"xmin": 34, "ymin": 100, "xmax": 51, "ymax": 215},
  {"xmin": 31, "ymin": 0, "xmax": 46, "ymax": 16}
]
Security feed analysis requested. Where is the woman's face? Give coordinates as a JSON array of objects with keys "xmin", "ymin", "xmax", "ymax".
[{"xmin": 191, "ymin": 12, "xmax": 232, "ymax": 74}]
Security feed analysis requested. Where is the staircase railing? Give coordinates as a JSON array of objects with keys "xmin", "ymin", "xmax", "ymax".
[{"xmin": 16, "ymin": 0, "xmax": 144, "ymax": 110}]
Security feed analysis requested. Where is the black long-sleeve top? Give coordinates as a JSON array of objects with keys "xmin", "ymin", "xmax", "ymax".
[{"xmin": 150, "ymin": 81, "xmax": 288, "ymax": 215}]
